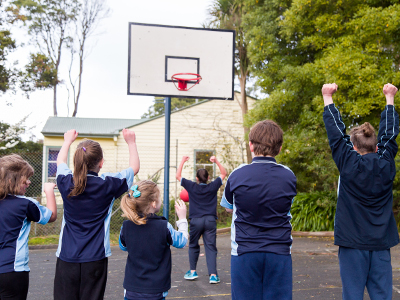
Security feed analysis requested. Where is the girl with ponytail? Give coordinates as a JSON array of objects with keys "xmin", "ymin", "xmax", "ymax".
[
  {"xmin": 119, "ymin": 180, "xmax": 188, "ymax": 300},
  {"xmin": 54, "ymin": 129, "xmax": 140, "ymax": 300}
]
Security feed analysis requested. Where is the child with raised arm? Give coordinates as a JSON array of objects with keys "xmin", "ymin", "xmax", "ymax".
[
  {"xmin": 119, "ymin": 180, "xmax": 188, "ymax": 300},
  {"xmin": 176, "ymin": 155, "xmax": 227, "ymax": 284},
  {"xmin": 54, "ymin": 129, "xmax": 139, "ymax": 300},
  {"xmin": 220, "ymin": 121, "xmax": 297, "ymax": 300},
  {"xmin": 322, "ymin": 83, "xmax": 399, "ymax": 300},
  {"xmin": 0, "ymin": 154, "xmax": 57, "ymax": 300}
]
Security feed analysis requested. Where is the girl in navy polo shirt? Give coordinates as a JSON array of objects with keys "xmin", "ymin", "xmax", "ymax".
[
  {"xmin": 176, "ymin": 155, "xmax": 227, "ymax": 284},
  {"xmin": 119, "ymin": 180, "xmax": 188, "ymax": 300},
  {"xmin": 54, "ymin": 129, "xmax": 139, "ymax": 300},
  {"xmin": 0, "ymin": 154, "xmax": 57, "ymax": 300}
]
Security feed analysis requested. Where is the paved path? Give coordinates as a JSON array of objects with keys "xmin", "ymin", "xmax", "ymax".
[{"xmin": 27, "ymin": 234, "xmax": 400, "ymax": 299}]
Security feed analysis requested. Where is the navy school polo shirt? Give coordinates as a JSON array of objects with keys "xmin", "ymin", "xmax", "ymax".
[
  {"xmin": 0, "ymin": 195, "xmax": 52, "ymax": 273},
  {"xmin": 56, "ymin": 163, "xmax": 134, "ymax": 263},
  {"xmin": 181, "ymin": 177, "xmax": 223, "ymax": 219},
  {"xmin": 221, "ymin": 156, "xmax": 297, "ymax": 256}
]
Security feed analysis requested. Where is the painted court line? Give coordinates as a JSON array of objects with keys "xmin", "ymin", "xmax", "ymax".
[{"xmin": 168, "ymin": 293, "xmax": 231, "ymax": 299}]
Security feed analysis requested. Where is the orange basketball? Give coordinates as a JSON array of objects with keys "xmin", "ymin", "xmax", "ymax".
[{"xmin": 180, "ymin": 189, "xmax": 189, "ymax": 202}]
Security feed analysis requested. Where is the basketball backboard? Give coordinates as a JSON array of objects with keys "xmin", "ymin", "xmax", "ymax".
[{"xmin": 127, "ymin": 23, "xmax": 235, "ymax": 100}]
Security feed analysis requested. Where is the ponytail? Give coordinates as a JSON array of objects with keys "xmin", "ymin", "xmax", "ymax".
[
  {"xmin": 350, "ymin": 122, "xmax": 377, "ymax": 154},
  {"xmin": 68, "ymin": 139, "xmax": 103, "ymax": 198},
  {"xmin": 120, "ymin": 180, "xmax": 160, "ymax": 225}
]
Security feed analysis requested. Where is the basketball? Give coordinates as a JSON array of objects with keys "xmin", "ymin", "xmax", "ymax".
[{"xmin": 180, "ymin": 189, "xmax": 189, "ymax": 202}]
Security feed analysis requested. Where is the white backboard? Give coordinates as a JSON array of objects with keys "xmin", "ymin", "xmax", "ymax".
[{"xmin": 127, "ymin": 23, "xmax": 235, "ymax": 100}]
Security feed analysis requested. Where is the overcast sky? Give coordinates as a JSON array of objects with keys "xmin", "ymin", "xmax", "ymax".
[{"xmin": 0, "ymin": 0, "xmax": 214, "ymax": 140}]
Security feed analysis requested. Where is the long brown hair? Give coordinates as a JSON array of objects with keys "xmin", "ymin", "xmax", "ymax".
[
  {"xmin": 0, "ymin": 154, "xmax": 34, "ymax": 200},
  {"xmin": 350, "ymin": 122, "xmax": 377, "ymax": 154},
  {"xmin": 120, "ymin": 180, "xmax": 160, "ymax": 225},
  {"xmin": 68, "ymin": 139, "xmax": 103, "ymax": 198}
]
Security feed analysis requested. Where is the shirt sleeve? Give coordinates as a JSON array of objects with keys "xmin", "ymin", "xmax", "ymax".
[
  {"xmin": 220, "ymin": 178, "xmax": 233, "ymax": 210},
  {"xmin": 181, "ymin": 178, "xmax": 196, "ymax": 191},
  {"xmin": 56, "ymin": 163, "xmax": 72, "ymax": 177},
  {"xmin": 167, "ymin": 220, "xmax": 188, "ymax": 248},
  {"xmin": 323, "ymin": 103, "xmax": 358, "ymax": 172},
  {"xmin": 377, "ymin": 105, "xmax": 399, "ymax": 161},
  {"xmin": 211, "ymin": 177, "xmax": 223, "ymax": 191},
  {"xmin": 101, "ymin": 167, "xmax": 135, "ymax": 188},
  {"xmin": 26, "ymin": 198, "xmax": 52, "ymax": 225},
  {"xmin": 102, "ymin": 168, "xmax": 135, "ymax": 199},
  {"xmin": 119, "ymin": 225, "xmax": 127, "ymax": 251}
]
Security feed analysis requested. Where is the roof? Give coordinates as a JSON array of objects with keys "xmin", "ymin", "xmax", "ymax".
[{"xmin": 41, "ymin": 117, "xmax": 147, "ymax": 138}]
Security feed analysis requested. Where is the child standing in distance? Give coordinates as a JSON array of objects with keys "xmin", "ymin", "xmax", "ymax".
[
  {"xmin": 119, "ymin": 180, "xmax": 188, "ymax": 300},
  {"xmin": 0, "ymin": 154, "xmax": 57, "ymax": 300},
  {"xmin": 221, "ymin": 121, "xmax": 297, "ymax": 300},
  {"xmin": 54, "ymin": 129, "xmax": 139, "ymax": 300},
  {"xmin": 322, "ymin": 83, "xmax": 399, "ymax": 300},
  {"xmin": 176, "ymin": 155, "xmax": 227, "ymax": 284}
]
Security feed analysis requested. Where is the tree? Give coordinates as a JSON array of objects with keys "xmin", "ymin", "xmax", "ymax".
[
  {"xmin": 0, "ymin": 0, "xmax": 17, "ymax": 93},
  {"xmin": 207, "ymin": 0, "xmax": 253, "ymax": 163},
  {"xmin": 141, "ymin": 97, "xmax": 198, "ymax": 119},
  {"xmin": 244, "ymin": 0, "xmax": 400, "ymax": 193}
]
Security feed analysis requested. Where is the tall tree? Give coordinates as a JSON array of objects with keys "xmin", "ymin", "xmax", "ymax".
[
  {"xmin": 207, "ymin": 0, "xmax": 253, "ymax": 163},
  {"xmin": 244, "ymin": 0, "xmax": 400, "ymax": 193}
]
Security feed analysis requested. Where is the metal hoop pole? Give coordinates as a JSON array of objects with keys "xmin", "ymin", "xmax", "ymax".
[{"xmin": 163, "ymin": 97, "xmax": 171, "ymax": 220}]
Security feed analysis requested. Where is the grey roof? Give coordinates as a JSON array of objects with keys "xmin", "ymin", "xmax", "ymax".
[{"xmin": 42, "ymin": 117, "xmax": 147, "ymax": 138}]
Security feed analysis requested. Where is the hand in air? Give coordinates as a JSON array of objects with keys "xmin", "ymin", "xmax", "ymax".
[
  {"xmin": 321, "ymin": 83, "xmax": 338, "ymax": 96},
  {"xmin": 210, "ymin": 156, "xmax": 217, "ymax": 163},
  {"xmin": 123, "ymin": 129, "xmax": 136, "ymax": 144},
  {"xmin": 181, "ymin": 156, "xmax": 190, "ymax": 162},
  {"xmin": 64, "ymin": 129, "xmax": 78, "ymax": 144},
  {"xmin": 175, "ymin": 199, "xmax": 187, "ymax": 220},
  {"xmin": 383, "ymin": 83, "xmax": 398, "ymax": 98},
  {"xmin": 44, "ymin": 182, "xmax": 56, "ymax": 193}
]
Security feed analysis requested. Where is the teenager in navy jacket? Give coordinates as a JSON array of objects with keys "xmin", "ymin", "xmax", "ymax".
[{"xmin": 322, "ymin": 83, "xmax": 399, "ymax": 300}]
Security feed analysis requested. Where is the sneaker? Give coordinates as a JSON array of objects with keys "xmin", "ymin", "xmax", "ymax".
[
  {"xmin": 209, "ymin": 275, "xmax": 220, "ymax": 284},
  {"xmin": 184, "ymin": 270, "xmax": 198, "ymax": 280}
]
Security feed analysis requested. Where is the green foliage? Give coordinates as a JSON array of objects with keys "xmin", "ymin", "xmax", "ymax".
[
  {"xmin": 21, "ymin": 53, "xmax": 58, "ymax": 92},
  {"xmin": 141, "ymin": 97, "xmax": 198, "ymax": 119},
  {"xmin": 291, "ymin": 192, "xmax": 337, "ymax": 231}
]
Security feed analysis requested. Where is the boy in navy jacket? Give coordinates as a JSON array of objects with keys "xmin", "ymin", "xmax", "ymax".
[{"xmin": 322, "ymin": 83, "xmax": 399, "ymax": 300}]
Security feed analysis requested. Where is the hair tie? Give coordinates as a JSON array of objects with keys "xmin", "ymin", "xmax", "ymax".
[
  {"xmin": 82, "ymin": 147, "xmax": 86, "ymax": 152},
  {"xmin": 130, "ymin": 185, "xmax": 141, "ymax": 198}
]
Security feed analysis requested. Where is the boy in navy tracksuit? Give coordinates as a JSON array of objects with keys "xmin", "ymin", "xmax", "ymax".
[
  {"xmin": 322, "ymin": 83, "xmax": 399, "ymax": 300},
  {"xmin": 220, "ymin": 120, "xmax": 297, "ymax": 300}
]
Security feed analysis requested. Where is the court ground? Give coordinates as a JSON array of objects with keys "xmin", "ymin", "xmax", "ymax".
[{"xmin": 28, "ymin": 233, "xmax": 400, "ymax": 300}]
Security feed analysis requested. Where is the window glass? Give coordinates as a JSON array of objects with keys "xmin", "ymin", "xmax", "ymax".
[
  {"xmin": 47, "ymin": 148, "xmax": 60, "ymax": 183},
  {"xmin": 195, "ymin": 150, "xmax": 214, "ymax": 180}
]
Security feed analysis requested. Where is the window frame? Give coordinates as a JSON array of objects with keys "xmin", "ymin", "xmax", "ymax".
[
  {"xmin": 193, "ymin": 149, "xmax": 216, "ymax": 181},
  {"xmin": 43, "ymin": 146, "xmax": 68, "ymax": 187}
]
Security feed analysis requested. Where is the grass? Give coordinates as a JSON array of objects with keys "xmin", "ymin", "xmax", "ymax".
[{"xmin": 28, "ymin": 235, "xmax": 59, "ymax": 246}]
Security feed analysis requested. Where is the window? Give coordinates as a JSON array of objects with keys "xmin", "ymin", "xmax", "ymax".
[
  {"xmin": 46, "ymin": 147, "xmax": 61, "ymax": 184},
  {"xmin": 194, "ymin": 150, "xmax": 215, "ymax": 180}
]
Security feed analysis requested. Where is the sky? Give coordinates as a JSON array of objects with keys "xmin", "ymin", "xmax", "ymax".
[{"xmin": 0, "ymin": 0, "xmax": 214, "ymax": 140}]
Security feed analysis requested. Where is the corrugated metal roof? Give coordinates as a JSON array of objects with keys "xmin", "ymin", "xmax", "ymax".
[{"xmin": 41, "ymin": 117, "xmax": 147, "ymax": 137}]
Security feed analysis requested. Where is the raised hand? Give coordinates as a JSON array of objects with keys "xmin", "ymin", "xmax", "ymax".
[
  {"xmin": 181, "ymin": 156, "xmax": 190, "ymax": 162},
  {"xmin": 44, "ymin": 182, "xmax": 56, "ymax": 193},
  {"xmin": 210, "ymin": 156, "xmax": 217, "ymax": 163},
  {"xmin": 123, "ymin": 128, "xmax": 136, "ymax": 144},
  {"xmin": 383, "ymin": 83, "xmax": 398, "ymax": 106},
  {"xmin": 175, "ymin": 199, "xmax": 187, "ymax": 220},
  {"xmin": 321, "ymin": 83, "xmax": 338, "ymax": 96},
  {"xmin": 64, "ymin": 129, "xmax": 78, "ymax": 144}
]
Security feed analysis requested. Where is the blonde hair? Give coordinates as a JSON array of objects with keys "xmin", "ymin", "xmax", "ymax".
[
  {"xmin": 68, "ymin": 139, "xmax": 103, "ymax": 198},
  {"xmin": 120, "ymin": 180, "xmax": 160, "ymax": 225},
  {"xmin": 0, "ymin": 154, "xmax": 34, "ymax": 200},
  {"xmin": 350, "ymin": 122, "xmax": 377, "ymax": 154}
]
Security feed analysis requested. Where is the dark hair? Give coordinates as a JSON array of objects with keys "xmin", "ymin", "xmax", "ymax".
[
  {"xmin": 68, "ymin": 139, "xmax": 103, "ymax": 198},
  {"xmin": 350, "ymin": 122, "xmax": 377, "ymax": 154},
  {"xmin": 196, "ymin": 168, "xmax": 209, "ymax": 184},
  {"xmin": 120, "ymin": 180, "xmax": 160, "ymax": 225},
  {"xmin": 0, "ymin": 154, "xmax": 34, "ymax": 200},
  {"xmin": 249, "ymin": 120, "xmax": 283, "ymax": 157}
]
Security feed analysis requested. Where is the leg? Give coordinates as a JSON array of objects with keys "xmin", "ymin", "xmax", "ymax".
[
  {"xmin": 53, "ymin": 258, "xmax": 80, "ymax": 300},
  {"xmin": 0, "ymin": 271, "xmax": 29, "ymax": 300},
  {"xmin": 231, "ymin": 253, "xmax": 263, "ymax": 300},
  {"xmin": 188, "ymin": 218, "xmax": 204, "ymax": 271},
  {"xmin": 80, "ymin": 258, "xmax": 108, "ymax": 300},
  {"xmin": 338, "ymin": 247, "xmax": 369, "ymax": 300},
  {"xmin": 263, "ymin": 253, "xmax": 292, "ymax": 300},
  {"xmin": 202, "ymin": 215, "xmax": 218, "ymax": 275},
  {"xmin": 366, "ymin": 249, "xmax": 392, "ymax": 300}
]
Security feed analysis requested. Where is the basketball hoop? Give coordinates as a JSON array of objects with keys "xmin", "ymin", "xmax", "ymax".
[{"xmin": 171, "ymin": 73, "xmax": 202, "ymax": 91}]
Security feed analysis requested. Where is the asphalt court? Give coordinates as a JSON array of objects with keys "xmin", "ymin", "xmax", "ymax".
[{"xmin": 27, "ymin": 234, "xmax": 400, "ymax": 299}]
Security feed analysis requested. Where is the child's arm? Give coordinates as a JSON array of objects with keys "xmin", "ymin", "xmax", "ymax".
[
  {"xmin": 167, "ymin": 200, "xmax": 188, "ymax": 248},
  {"xmin": 210, "ymin": 156, "xmax": 227, "ymax": 180},
  {"xmin": 57, "ymin": 129, "xmax": 78, "ymax": 166},
  {"xmin": 377, "ymin": 84, "xmax": 399, "ymax": 160},
  {"xmin": 43, "ymin": 183, "xmax": 57, "ymax": 223},
  {"xmin": 322, "ymin": 83, "xmax": 356, "ymax": 172},
  {"xmin": 176, "ymin": 156, "xmax": 189, "ymax": 182},
  {"xmin": 119, "ymin": 225, "xmax": 128, "ymax": 251},
  {"xmin": 220, "ymin": 179, "xmax": 234, "ymax": 213},
  {"xmin": 123, "ymin": 129, "xmax": 140, "ymax": 175}
]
